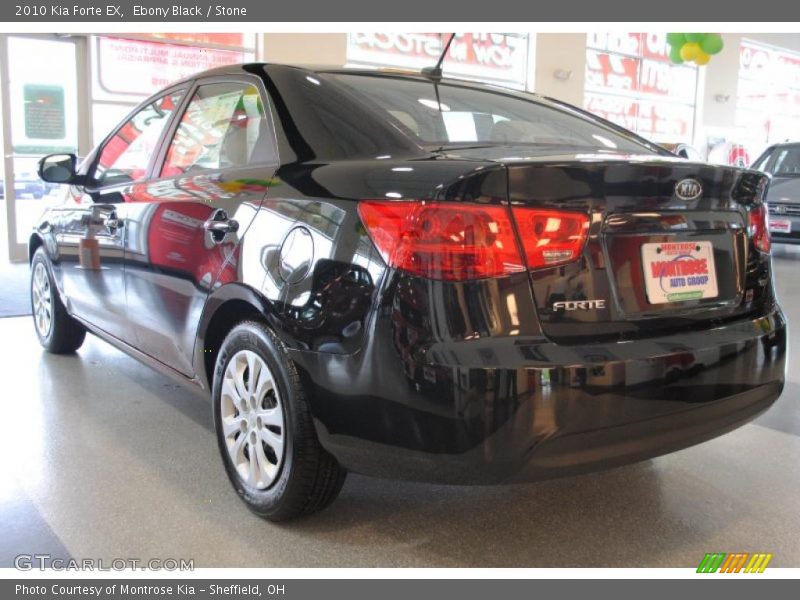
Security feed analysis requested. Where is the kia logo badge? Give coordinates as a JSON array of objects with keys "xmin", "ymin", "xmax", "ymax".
[{"xmin": 675, "ymin": 178, "xmax": 703, "ymax": 201}]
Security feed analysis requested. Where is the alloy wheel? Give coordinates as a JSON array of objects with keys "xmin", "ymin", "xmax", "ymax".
[
  {"xmin": 220, "ymin": 350, "xmax": 285, "ymax": 489},
  {"xmin": 32, "ymin": 262, "xmax": 53, "ymax": 338}
]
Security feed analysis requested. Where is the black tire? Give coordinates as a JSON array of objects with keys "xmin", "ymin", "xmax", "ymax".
[
  {"xmin": 212, "ymin": 320, "xmax": 347, "ymax": 521},
  {"xmin": 30, "ymin": 248, "xmax": 86, "ymax": 354}
]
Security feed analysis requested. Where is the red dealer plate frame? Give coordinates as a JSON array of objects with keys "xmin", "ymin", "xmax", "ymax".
[{"xmin": 641, "ymin": 240, "xmax": 719, "ymax": 304}]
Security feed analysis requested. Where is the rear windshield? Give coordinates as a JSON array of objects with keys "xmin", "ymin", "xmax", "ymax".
[{"xmin": 323, "ymin": 73, "xmax": 659, "ymax": 154}]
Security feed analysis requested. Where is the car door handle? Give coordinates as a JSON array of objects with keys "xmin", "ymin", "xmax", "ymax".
[
  {"xmin": 103, "ymin": 217, "xmax": 124, "ymax": 231},
  {"xmin": 204, "ymin": 212, "xmax": 239, "ymax": 242},
  {"xmin": 92, "ymin": 205, "xmax": 123, "ymax": 232}
]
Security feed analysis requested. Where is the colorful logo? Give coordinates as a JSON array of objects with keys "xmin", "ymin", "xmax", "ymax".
[
  {"xmin": 728, "ymin": 144, "xmax": 751, "ymax": 168},
  {"xmin": 696, "ymin": 552, "xmax": 773, "ymax": 573}
]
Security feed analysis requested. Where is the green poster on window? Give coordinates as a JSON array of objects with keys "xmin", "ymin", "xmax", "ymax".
[{"xmin": 23, "ymin": 84, "xmax": 66, "ymax": 140}]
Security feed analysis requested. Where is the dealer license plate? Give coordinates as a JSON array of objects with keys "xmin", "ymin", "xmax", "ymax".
[
  {"xmin": 770, "ymin": 218, "xmax": 791, "ymax": 234},
  {"xmin": 642, "ymin": 241, "xmax": 719, "ymax": 304}
]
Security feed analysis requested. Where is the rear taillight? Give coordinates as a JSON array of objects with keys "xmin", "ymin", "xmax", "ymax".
[
  {"xmin": 358, "ymin": 200, "xmax": 525, "ymax": 281},
  {"xmin": 749, "ymin": 204, "xmax": 771, "ymax": 254},
  {"xmin": 510, "ymin": 207, "xmax": 590, "ymax": 269},
  {"xmin": 358, "ymin": 200, "xmax": 589, "ymax": 281}
]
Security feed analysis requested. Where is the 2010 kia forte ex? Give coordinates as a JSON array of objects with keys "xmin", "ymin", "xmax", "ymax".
[{"xmin": 32, "ymin": 63, "xmax": 786, "ymax": 520}]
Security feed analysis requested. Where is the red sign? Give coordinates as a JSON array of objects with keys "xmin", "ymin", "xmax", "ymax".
[
  {"xmin": 584, "ymin": 93, "xmax": 692, "ymax": 138},
  {"xmin": 584, "ymin": 93, "xmax": 638, "ymax": 131},
  {"xmin": 585, "ymin": 33, "xmax": 697, "ymax": 142},
  {"xmin": 585, "ymin": 50, "xmax": 640, "ymax": 93},
  {"xmin": 347, "ymin": 33, "xmax": 528, "ymax": 86},
  {"xmin": 138, "ymin": 33, "xmax": 251, "ymax": 48},
  {"xmin": 737, "ymin": 39, "xmax": 800, "ymax": 150},
  {"xmin": 740, "ymin": 39, "xmax": 800, "ymax": 89},
  {"xmin": 728, "ymin": 144, "xmax": 751, "ymax": 168}
]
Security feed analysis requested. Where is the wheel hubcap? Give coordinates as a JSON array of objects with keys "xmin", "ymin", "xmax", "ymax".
[
  {"xmin": 32, "ymin": 262, "xmax": 52, "ymax": 338},
  {"xmin": 220, "ymin": 350, "xmax": 285, "ymax": 489}
]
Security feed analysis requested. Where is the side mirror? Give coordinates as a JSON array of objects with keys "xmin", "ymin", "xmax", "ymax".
[
  {"xmin": 38, "ymin": 153, "xmax": 80, "ymax": 185},
  {"xmin": 677, "ymin": 148, "xmax": 690, "ymax": 159}
]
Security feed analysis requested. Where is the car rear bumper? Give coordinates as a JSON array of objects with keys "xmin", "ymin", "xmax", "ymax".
[
  {"xmin": 292, "ymin": 307, "xmax": 786, "ymax": 485},
  {"xmin": 513, "ymin": 378, "xmax": 781, "ymax": 481},
  {"xmin": 770, "ymin": 231, "xmax": 800, "ymax": 244}
]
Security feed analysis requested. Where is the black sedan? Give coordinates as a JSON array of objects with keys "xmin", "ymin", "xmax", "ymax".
[
  {"xmin": 752, "ymin": 142, "xmax": 800, "ymax": 243},
  {"xmin": 32, "ymin": 64, "xmax": 786, "ymax": 520}
]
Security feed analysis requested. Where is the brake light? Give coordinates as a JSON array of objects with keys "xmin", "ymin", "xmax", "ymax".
[
  {"xmin": 749, "ymin": 204, "xmax": 771, "ymax": 253},
  {"xmin": 358, "ymin": 201, "xmax": 525, "ymax": 281},
  {"xmin": 510, "ymin": 208, "xmax": 590, "ymax": 269}
]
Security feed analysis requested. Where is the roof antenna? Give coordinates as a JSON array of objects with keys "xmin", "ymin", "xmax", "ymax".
[{"xmin": 422, "ymin": 33, "xmax": 456, "ymax": 80}]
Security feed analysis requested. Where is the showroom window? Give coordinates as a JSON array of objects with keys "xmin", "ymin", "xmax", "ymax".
[
  {"xmin": 345, "ymin": 33, "xmax": 532, "ymax": 90},
  {"xmin": 90, "ymin": 34, "xmax": 257, "ymax": 146},
  {"xmin": 736, "ymin": 39, "xmax": 800, "ymax": 158},
  {"xmin": 161, "ymin": 82, "xmax": 273, "ymax": 176},
  {"xmin": 584, "ymin": 33, "xmax": 699, "ymax": 143}
]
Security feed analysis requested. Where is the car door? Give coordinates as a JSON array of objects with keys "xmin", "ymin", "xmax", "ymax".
[
  {"xmin": 53, "ymin": 89, "xmax": 186, "ymax": 343},
  {"xmin": 122, "ymin": 76, "xmax": 279, "ymax": 376}
]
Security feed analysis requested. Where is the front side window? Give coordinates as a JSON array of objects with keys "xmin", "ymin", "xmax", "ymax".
[
  {"xmin": 161, "ymin": 82, "xmax": 274, "ymax": 177},
  {"xmin": 93, "ymin": 91, "xmax": 183, "ymax": 186}
]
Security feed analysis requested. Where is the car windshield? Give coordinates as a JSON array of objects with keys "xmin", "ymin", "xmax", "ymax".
[
  {"xmin": 768, "ymin": 146, "xmax": 800, "ymax": 177},
  {"xmin": 323, "ymin": 72, "xmax": 660, "ymax": 154}
]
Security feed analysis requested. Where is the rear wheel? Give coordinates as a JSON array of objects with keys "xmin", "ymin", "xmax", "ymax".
[
  {"xmin": 31, "ymin": 248, "xmax": 86, "ymax": 354},
  {"xmin": 213, "ymin": 320, "xmax": 347, "ymax": 521}
]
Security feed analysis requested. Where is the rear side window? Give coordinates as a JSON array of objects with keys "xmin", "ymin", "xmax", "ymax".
[
  {"xmin": 324, "ymin": 73, "xmax": 657, "ymax": 153},
  {"xmin": 93, "ymin": 91, "xmax": 183, "ymax": 186},
  {"xmin": 161, "ymin": 82, "xmax": 275, "ymax": 177}
]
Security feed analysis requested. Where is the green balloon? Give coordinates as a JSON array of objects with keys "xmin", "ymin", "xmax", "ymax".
[
  {"xmin": 669, "ymin": 45, "xmax": 685, "ymax": 64},
  {"xmin": 666, "ymin": 32, "xmax": 686, "ymax": 46},
  {"xmin": 685, "ymin": 33, "xmax": 705, "ymax": 43},
  {"xmin": 701, "ymin": 34, "xmax": 724, "ymax": 55}
]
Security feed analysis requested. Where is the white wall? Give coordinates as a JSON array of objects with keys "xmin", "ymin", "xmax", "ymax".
[
  {"xmin": 533, "ymin": 34, "xmax": 587, "ymax": 105},
  {"xmin": 261, "ymin": 33, "xmax": 347, "ymax": 66},
  {"xmin": 702, "ymin": 33, "xmax": 800, "ymax": 130}
]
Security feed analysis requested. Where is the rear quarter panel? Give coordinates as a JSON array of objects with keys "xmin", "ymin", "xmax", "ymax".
[{"xmin": 240, "ymin": 159, "xmax": 510, "ymax": 354}]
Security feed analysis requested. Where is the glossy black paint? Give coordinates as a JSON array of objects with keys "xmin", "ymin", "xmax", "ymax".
[{"xmin": 32, "ymin": 64, "xmax": 786, "ymax": 485}]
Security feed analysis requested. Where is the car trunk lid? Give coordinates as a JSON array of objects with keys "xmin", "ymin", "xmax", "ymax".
[{"xmin": 492, "ymin": 153, "xmax": 771, "ymax": 342}]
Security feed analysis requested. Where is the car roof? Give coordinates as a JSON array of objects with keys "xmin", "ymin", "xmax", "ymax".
[
  {"xmin": 766, "ymin": 142, "xmax": 800, "ymax": 150},
  {"xmin": 168, "ymin": 62, "xmax": 533, "ymax": 95}
]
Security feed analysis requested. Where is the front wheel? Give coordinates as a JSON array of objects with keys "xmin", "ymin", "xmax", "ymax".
[
  {"xmin": 31, "ymin": 248, "xmax": 86, "ymax": 354},
  {"xmin": 213, "ymin": 320, "xmax": 347, "ymax": 521}
]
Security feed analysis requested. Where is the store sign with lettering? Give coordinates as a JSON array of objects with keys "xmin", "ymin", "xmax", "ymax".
[
  {"xmin": 96, "ymin": 37, "xmax": 248, "ymax": 96},
  {"xmin": 347, "ymin": 33, "xmax": 529, "ymax": 87},
  {"xmin": 584, "ymin": 32, "xmax": 697, "ymax": 142}
]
